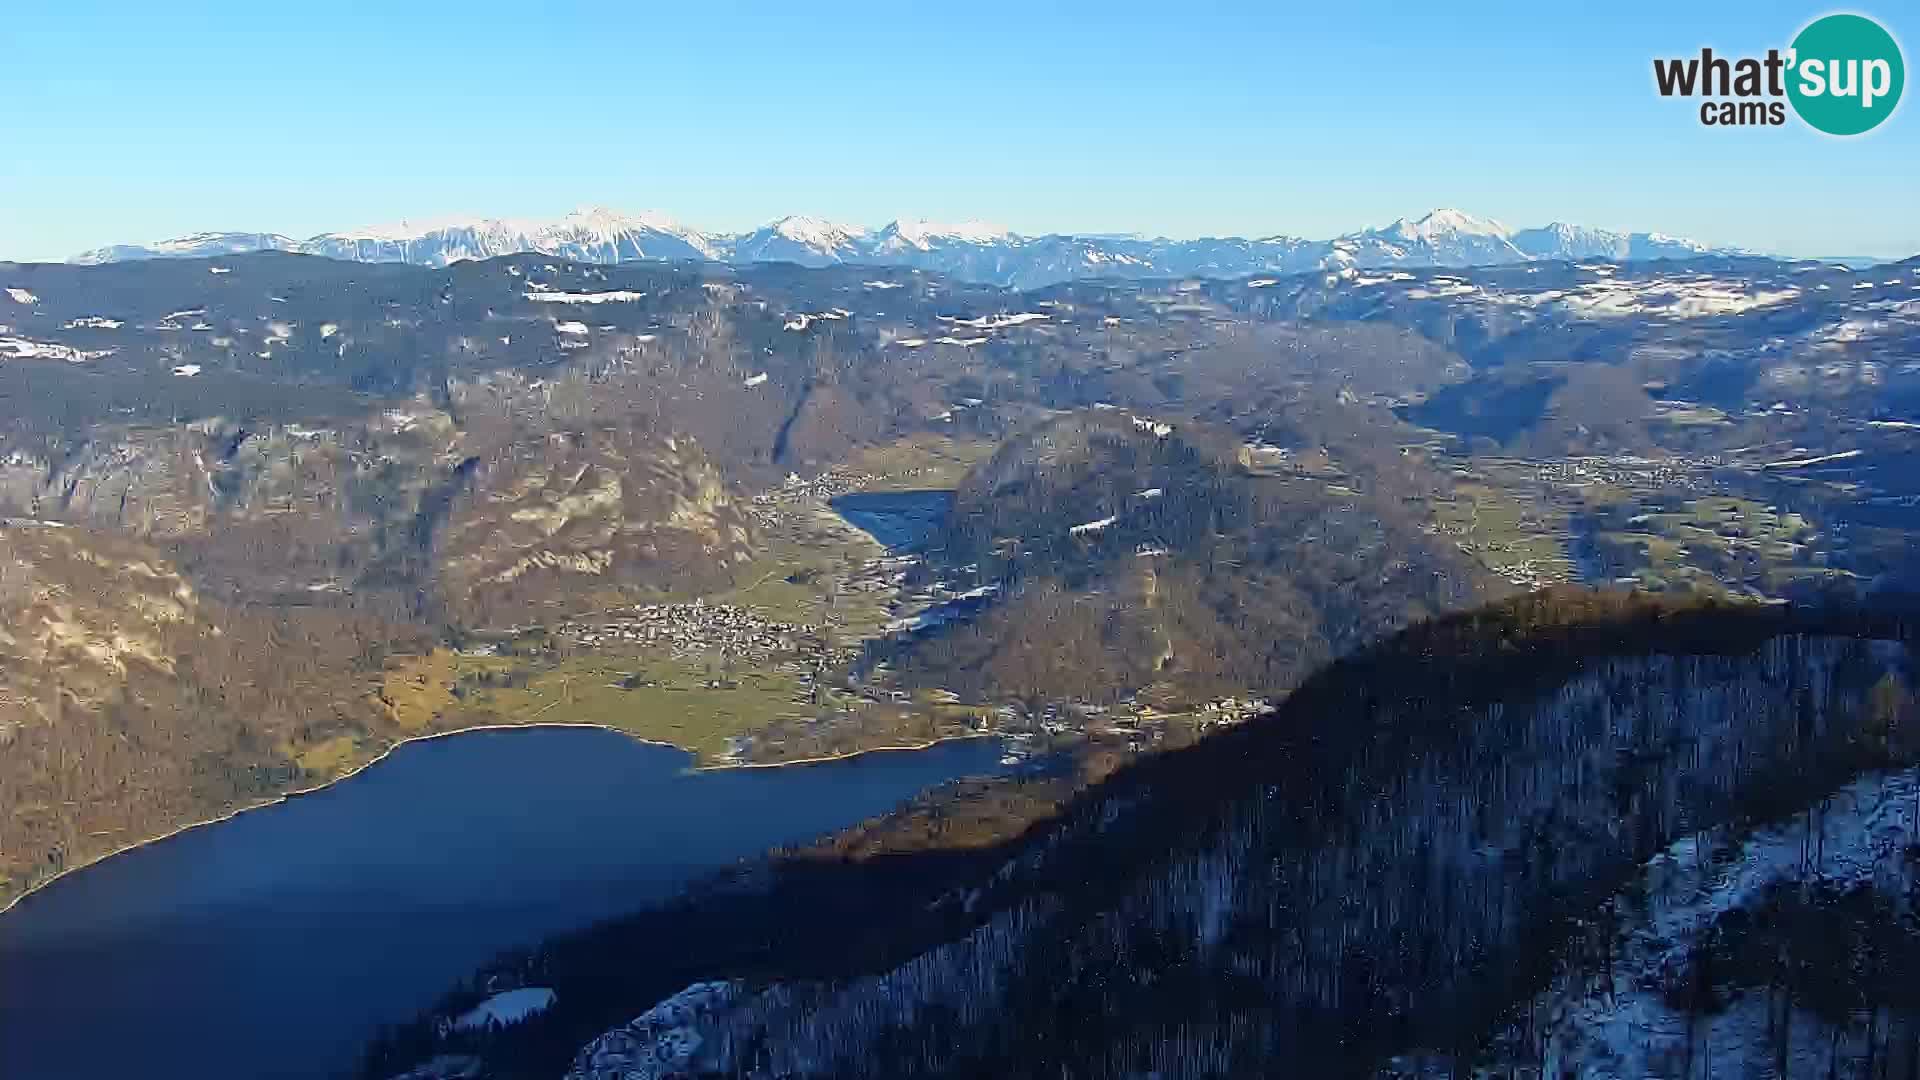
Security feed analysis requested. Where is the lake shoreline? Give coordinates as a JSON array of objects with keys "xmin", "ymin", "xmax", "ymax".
[{"xmin": 0, "ymin": 719, "xmax": 1000, "ymax": 918}]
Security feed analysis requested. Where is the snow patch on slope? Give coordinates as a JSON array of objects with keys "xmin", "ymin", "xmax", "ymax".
[
  {"xmin": 452, "ymin": 988, "xmax": 557, "ymax": 1033},
  {"xmin": 940, "ymin": 312, "xmax": 1049, "ymax": 330},
  {"xmin": 524, "ymin": 289, "xmax": 647, "ymax": 304},
  {"xmin": 1508, "ymin": 768, "xmax": 1920, "ymax": 1080},
  {"xmin": 1, "ymin": 337, "xmax": 111, "ymax": 363}
]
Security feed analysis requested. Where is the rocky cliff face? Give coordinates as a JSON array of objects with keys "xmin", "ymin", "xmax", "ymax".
[
  {"xmin": 0, "ymin": 401, "xmax": 755, "ymax": 622},
  {"xmin": 436, "ymin": 426, "xmax": 754, "ymax": 626},
  {"xmin": 0, "ymin": 523, "xmax": 204, "ymax": 719},
  {"xmin": 0, "ymin": 411, "xmax": 464, "ymax": 602},
  {"xmin": 549, "ymin": 616, "xmax": 1916, "ymax": 1079}
]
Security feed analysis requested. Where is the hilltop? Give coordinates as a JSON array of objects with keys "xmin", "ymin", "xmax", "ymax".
[{"xmin": 885, "ymin": 409, "xmax": 1491, "ymax": 705}]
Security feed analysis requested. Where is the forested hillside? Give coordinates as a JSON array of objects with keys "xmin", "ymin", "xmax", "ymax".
[
  {"xmin": 363, "ymin": 591, "xmax": 1920, "ymax": 1079},
  {"xmin": 885, "ymin": 410, "xmax": 1490, "ymax": 704}
]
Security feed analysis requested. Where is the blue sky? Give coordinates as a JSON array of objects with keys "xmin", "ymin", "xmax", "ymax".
[{"xmin": 2, "ymin": 1, "xmax": 1914, "ymax": 261}]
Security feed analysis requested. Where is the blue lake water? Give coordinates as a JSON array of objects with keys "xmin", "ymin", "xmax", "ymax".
[
  {"xmin": 829, "ymin": 490, "xmax": 953, "ymax": 552},
  {"xmin": 0, "ymin": 727, "xmax": 1006, "ymax": 1080}
]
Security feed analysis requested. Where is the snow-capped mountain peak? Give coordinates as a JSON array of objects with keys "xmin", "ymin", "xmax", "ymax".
[
  {"xmin": 1511, "ymin": 221, "xmax": 1629, "ymax": 260},
  {"xmin": 724, "ymin": 215, "xmax": 870, "ymax": 266},
  {"xmin": 1335, "ymin": 208, "xmax": 1527, "ymax": 267},
  {"xmin": 550, "ymin": 207, "xmax": 717, "ymax": 257},
  {"xmin": 317, "ymin": 213, "xmax": 514, "ymax": 243},
  {"xmin": 1383, "ymin": 208, "xmax": 1513, "ymax": 242},
  {"xmin": 877, "ymin": 219, "xmax": 1014, "ymax": 251},
  {"xmin": 565, "ymin": 205, "xmax": 714, "ymax": 244},
  {"xmin": 1640, "ymin": 230, "xmax": 1709, "ymax": 252},
  {"xmin": 767, "ymin": 215, "xmax": 867, "ymax": 247}
]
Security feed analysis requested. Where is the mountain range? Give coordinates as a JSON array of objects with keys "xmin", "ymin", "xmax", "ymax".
[{"xmin": 68, "ymin": 207, "xmax": 1746, "ymax": 289}]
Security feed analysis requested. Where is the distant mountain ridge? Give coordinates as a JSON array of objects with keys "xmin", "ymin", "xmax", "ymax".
[{"xmin": 68, "ymin": 207, "xmax": 1748, "ymax": 288}]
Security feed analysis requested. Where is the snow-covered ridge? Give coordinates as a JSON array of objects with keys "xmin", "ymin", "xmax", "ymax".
[
  {"xmin": 67, "ymin": 206, "xmax": 1755, "ymax": 288},
  {"xmin": 323, "ymin": 206, "xmax": 698, "ymax": 246},
  {"xmin": 1405, "ymin": 274, "xmax": 1803, "ymax": 321},
  {"xmin": 767, "ymin": 215, "xmax": 867, "ymax": 247},
  {"xmin": 298, "ymin": 206, "xmax": 722, "ymax": 266},
  {"xmin": 875, "ymin": 219, "xmax": 1013, "ymax": 251}
]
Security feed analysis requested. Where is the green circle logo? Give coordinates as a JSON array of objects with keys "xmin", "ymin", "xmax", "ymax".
[{"xmin": 1787, "ymin": 13, "xmax": 1905, "ymax": 135}]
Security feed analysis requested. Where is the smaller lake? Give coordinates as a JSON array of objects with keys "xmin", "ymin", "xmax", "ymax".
[
  {"xmin": 830, "ymin": 490, "xmax": 953, "ymax": 552},
  {"xmin": 0, "ymin": 728, "xmax": 1007, "ymax": 1080}
]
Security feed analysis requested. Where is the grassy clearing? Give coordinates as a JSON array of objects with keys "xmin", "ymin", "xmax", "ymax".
[
  {"xmin": 1432, "ymin": 482, "xmax": 1572, "ymax": 577},
  {"xmin": 380, "ymin": 649, "xmax": 458, "ymax": 731},
  {"xmin": 748, "ymin": 700, "xmax": 980, "ymax": 764},
  {"xmin": 713, "ymin": 505, "xmax": 895, "ymax": 639},
  {"xmin": 1592, "ymin": 495, "xmax": 1820, "ymax": 594},
  {"xmin": 448, "ymin": 651, "xmax": 817, "ymax": 762},
  {"xmin": 293, "ymin": 734, "xmax": 362, "ymax": 777}
]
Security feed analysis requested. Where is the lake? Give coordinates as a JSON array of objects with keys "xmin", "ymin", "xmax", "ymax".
[
  {"xmin": 0, "ymin": 727, "xmax": 1007, "ymax": 1080},
  {"xmin": 829, "ymin": 489, "xmax": 953, "ymax": 552}
]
